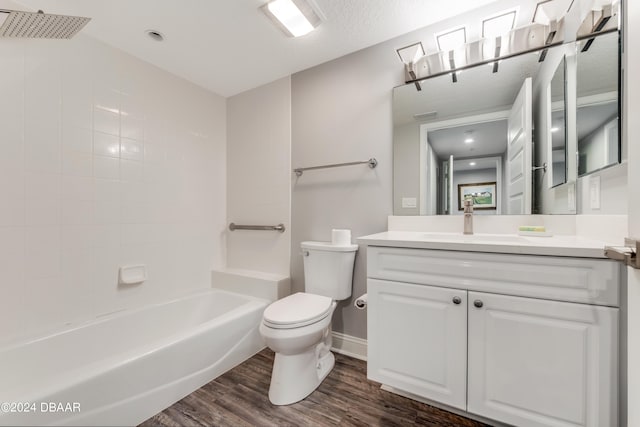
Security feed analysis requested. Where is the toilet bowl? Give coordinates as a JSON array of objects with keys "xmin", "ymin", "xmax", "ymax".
[
  {"xmin": 260, "ymin": 239, "xmax": 358, "ymax": 405},
  {"xmin": 260, "ymin": 292, "xmax": 337, "ymax": 405}
]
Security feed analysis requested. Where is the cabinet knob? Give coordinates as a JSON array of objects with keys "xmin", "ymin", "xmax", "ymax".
[
  {"xmin": 452, "ymin": 296, "xmax": 462, "ymax": 305},
  {"xmin": 473, "ymin": 300, "xmax": 483, "ymax": 308}
]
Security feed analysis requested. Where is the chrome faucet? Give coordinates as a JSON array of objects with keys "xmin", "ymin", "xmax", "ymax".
[{"xmin": 463, "ymin": 199, "xmax": 473, "ymax": 235}]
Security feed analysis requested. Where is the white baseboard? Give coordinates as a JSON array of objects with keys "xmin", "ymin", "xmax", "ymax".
[{"xmin": 331, "ymin": 331, "xmax": 367, "ymax": 361}]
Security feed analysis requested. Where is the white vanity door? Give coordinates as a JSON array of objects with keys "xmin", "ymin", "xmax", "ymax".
[
  {"xmin": 367, "ymin": 279, "xmax": 467, "ymax": 410},
  {"xmin": 467, "ymin": 291, "xmax": 618, "ymax": 427}
]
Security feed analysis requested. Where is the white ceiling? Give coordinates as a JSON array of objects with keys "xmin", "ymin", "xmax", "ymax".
[
  {"xmin": 13, "ymin": 0, "xmax": 500, "ymax": 97},
  {"xmin": 429, "ymin": 119, "xmax": 508, "ymax": 161}
]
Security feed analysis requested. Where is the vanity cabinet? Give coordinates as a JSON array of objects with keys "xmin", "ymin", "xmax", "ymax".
[
  {"xmin": 467, "ymin": 291, "xmax": 618, "ymax": 427},
  {"xmin": 366, "ymin": 246, "xmax": 620, "ymax": 427},
  {"xmin": 367, "ymin": 279, "xmax": 467, "ymax": 409}
]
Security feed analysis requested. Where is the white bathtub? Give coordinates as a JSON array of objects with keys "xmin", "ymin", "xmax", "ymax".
[{"xmin": 0, "ymin": 289, "xmax": 268, "ymax": 426}]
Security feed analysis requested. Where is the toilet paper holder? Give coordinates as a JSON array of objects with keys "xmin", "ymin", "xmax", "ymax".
[{"xmin": 354, "ymin": 293, "xmax": 367, "ymax": 310}]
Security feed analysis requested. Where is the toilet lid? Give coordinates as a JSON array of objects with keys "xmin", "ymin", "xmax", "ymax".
[{"xmin": 263, "ymin": 292, "xmax": 333, "ymax": 329}]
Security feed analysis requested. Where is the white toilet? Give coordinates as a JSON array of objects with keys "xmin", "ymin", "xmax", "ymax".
[{"xmin": 259, "ymin": 240, "xmax": 358, "ymax": 405}]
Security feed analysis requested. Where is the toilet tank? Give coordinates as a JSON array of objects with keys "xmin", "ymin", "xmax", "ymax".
[{"xmin": 301, "ymin": 241, "xmax": 358, "ymax": 300}]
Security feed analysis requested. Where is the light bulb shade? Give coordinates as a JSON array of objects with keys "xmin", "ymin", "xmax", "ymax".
[
  {"xmin": 533, "ymin": 0, "xmax": 574, "ymax": 25},
  {"xmin": 262, "ymin": 0, "xmax": 321, "ymax": 37},
  {"xmin": 482, "ymin": 10, "xmax": 517, "ymax": 38},
  {"xmin": 436, "ymin": 27, "xmax": 466, "ymax": 52},
  {"xmin": 396, "ymin": 42, "xmax": 425, "ymax": 64}
]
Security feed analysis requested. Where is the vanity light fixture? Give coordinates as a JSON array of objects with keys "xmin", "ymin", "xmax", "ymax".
[
  {"xmin": 492, "ymin": 36, "xmax": 502, "ymax": 73},
  {"xmin": 261, "ymin": 0, "xmax": 322, "ymax": 37},
  {"xmin": 449, "ymin": 51, "xmax": 457, "ymax": 83},
  {"xmin": 436, "ymin": 27, "xmax": 466, "ymax": 52},
  {"xmin": 532, "ymin": 0, "xmax": 574, "ymax": 26},
  {"xmin": 482, "ymin": 10, "xmax": 517, "ymax": 38},
  {"xmin": 581, "ymin": 3, "xmax": 613, "ymax": 52},
  {"xmin": 539, "ymin": 49, "xmax": 549, "ymax": 62},
  {"xmin": 397, "ymin": 42, "xmax": 425, "ymax": 91},
  {"xmin": 534, "ymin": 0, "xmax": 573, "ymax": 61},
  {"xmin": 396, "ymin": 42, "xmax": 425, "ymax": 64}
]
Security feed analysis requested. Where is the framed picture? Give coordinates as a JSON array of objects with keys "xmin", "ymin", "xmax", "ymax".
[{"xmin": 458, "ymin": 182, "xmax": 497, "ymax": 210}]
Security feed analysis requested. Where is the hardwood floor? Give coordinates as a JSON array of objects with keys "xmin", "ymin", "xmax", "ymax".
[{"xmin": 140, "ymin": 349, "xmax": 489, "ymax": 427}]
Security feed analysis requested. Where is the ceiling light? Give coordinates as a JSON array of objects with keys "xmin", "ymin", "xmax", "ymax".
[
  {"xmin": 533, "ymin": 0, "xmax": 574, "ymax": 26},
  {"xmin": 261, "ymin": 0, "xmax": 321, "ymax": 37},
  {"xmin": 539, "ymin": 48, "xmax": 549, "ymax": 62},
  {"xmin": 464, "ymin": 131, "xmax": 474, "ymax": 143},
  {"xmin": 482, "ymin": 10, "xmax": 517, "ymax": 38},
  {"xmin": 436, "ymin": 27, "xmax": 466, "ymax": 52},
  {"xmin": 551, "ymin": 127, "xmax": 560, "ymax": 132},
  {"xmin": 469, "ymin": 162, "xmax": 477, "ymax": 166}
]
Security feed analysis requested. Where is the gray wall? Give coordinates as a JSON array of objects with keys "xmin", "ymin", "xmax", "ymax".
[
  {"xmin": 289, "ymin": 0, "xmax": 542, "ymax": 339},
  {"xmin": 290, "ymin": 42, "xmax": 399, "ymax": 339},
  {"xmin": 393, "ymin": 122, "xmax": 420, "ymax": 215}
]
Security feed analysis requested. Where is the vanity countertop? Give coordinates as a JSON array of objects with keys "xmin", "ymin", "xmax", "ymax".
[{"xmin": 357, "ymin": 231, "xmax": 610, "ymax": 258}]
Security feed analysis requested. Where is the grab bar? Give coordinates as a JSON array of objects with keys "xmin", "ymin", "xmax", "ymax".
[
  {"xmin": 228, "ymin": 223, "xmax": 285, "ymax": 233},
  {"xmin": 294, "ymin": 158, "xmax": 378, "ymax": 176}
]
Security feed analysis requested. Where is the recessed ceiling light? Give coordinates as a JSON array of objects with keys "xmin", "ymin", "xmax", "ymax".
[
  {"xmin": 469, "ymin": 162, "xmax": 477, "ymax": 166},
  {"xmin": 551, "ymin": 127, "xmax": 560, "ymax": 132},
  {"xmin": 483, "ymin": 10, "xmax": 517, "ymax": 38},
  {"xmin": 145, "ymin": 29, "xmax": 164, "ymax": 42},
  {"xmin": 436, "ymin": 27, "xmax": 466, "ymax": 52},
  {"xmin": 464, "ymin": 131, "xmax": 474, "ymax": 143},
  {"xmin": 261, "ymin": 0, "xmax": 321, "ymax": 37}
]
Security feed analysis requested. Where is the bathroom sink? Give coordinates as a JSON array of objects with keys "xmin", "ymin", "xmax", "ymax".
[{"xmin": 421, "ymin": 232, "xmax": 528, "ymax": 243}]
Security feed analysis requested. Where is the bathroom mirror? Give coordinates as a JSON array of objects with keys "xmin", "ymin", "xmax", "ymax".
[
  {"xmin": 576, "ymin": 31, "xmax": 620, "ymax": 176},
  {"xmin": 393, "ymin": 30, "xmax": 622, "ymax": 215},
  {"xmin": 549, "ymin": 57, "xmax": 567, "ymax": 187},
  {"xmin": 393, "ymin": 45, "xmax": 560, "ymax": 215}
]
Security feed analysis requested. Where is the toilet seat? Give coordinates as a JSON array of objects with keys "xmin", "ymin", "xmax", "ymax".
[{"xmin": 263, "ymin": 292, "xmax": 333, "ymax": 329}]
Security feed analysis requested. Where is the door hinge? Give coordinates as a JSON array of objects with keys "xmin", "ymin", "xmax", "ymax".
[{"xmin": 604, "ymin": 238, "xmax": 640, "ymax": 269}]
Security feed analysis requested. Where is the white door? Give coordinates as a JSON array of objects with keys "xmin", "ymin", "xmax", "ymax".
[
  {"xmin": 467, "ymin": 291, "xmax": 619, "ymax": 427},
  {"xmin": 367, "ymin": 279, "xmax": 467, "ymax": 409},
  {"xmin": 507, "ymin": 77, "xmax": 533, "ymax": 214}
]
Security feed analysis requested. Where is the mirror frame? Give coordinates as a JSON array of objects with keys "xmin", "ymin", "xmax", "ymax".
[{"xmin": 548, "ymin": 55, "xmax": 568, "ymax": 189}]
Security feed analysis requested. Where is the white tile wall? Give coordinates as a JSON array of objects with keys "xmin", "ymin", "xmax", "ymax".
[
  {"xmin": 0, "ymin": 33, "xmax": 227, "ymax": 345},
  {"xmin": 226, "ymin": 77, "xmax": 291, "ymax": 277}
]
